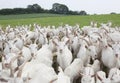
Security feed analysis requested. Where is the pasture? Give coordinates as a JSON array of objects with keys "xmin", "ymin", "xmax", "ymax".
[
  {"xmin": 0, "ymin": 13, "xmax": 120, "ymax": 27},
  {"xmin": 1, "ymin": 13, "xmax": 120, "ymax": 83}
]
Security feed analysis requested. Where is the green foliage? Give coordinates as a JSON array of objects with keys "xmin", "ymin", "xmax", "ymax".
[
  {"xmin": 0, "ymin": 3, "xmax": 88, "ymax": 15},
  {"xmin": 52, "ymin": 3, "xmax": 69, "ymax": 14},
  {"xmin": 110, "ymin": 12, "xmax": 116, "ymax": 14},
  {"xmin": 0, "ymin": 13, "xmax": 63, "ymax": 20},
  {"xmin": 79, "ymin": 10, "xmax": 87, "ymax": 15},
  {"xmin": 27, "ymin": 4, "xmax": 44, "ymax": 13},
  {"xmin": 0, "ymin": 14, "xmax": 120, "ymax": 28}
]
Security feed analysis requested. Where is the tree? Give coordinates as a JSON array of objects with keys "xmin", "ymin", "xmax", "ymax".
[
  {"xmin": 0, "ymin": 9, "xmax": 13, "ymax": 15},
  {"xmin": 13, "ymin": 8, "xmax": 27, "ymax": 14},
  {"xmin": 79, "ymin": 10, "xmax": 87, "ymax": 15},
  {"xmin": 52, "ymin": 3, "xmax": 69, "ymax": 14},
  {"xmin": 27, "ymin": 4, "xmax": 43, "ymax": 13},
  {"xmin": 110, "ymin": 12, "xmax": 116, "ymax": 14},
  {"xmin": 0, "ymin": 3, "xmax": 88, "ymax": 15}
]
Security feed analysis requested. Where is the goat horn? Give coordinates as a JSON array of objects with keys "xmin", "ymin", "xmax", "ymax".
[
  {"xmin": 9, "ymin": 53, "xmax": 22, "ymax": 77},
  {"xmin": 79, "ymin": 37, "xmax": 90, "ymax": 46},
  {"xmin": 49, "ymin": 77, "xmax": 58, "ymax": 83},
  {"xmin": 17, "ymin": 57, "xmax": 30, "ymax": 77},
  {"xmin": 93, "ymin": 32, "xmax": 102, "ymax": 38},
  {"xmin": 0, "ymin": 78, "xmax": 8, "ymax": 82},
  {"xmin": 101, "ymin": 28, "xmax": 108, "ymax": 33}
]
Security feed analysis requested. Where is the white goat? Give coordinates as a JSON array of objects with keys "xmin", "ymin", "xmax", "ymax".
[
  {"xmin": 35, "ymin": 43, "xmax": 55, "ymax": 67},
  {"xmin": 108, "ymin": 67, "xmax": 120, "ymax": 83},
  {"xmin": 96, "ymin": 71, "xmax": 111, "ymax": 83},
  {"xmin": 81, "ymin": 67, "xmax": 95, "ymax": 83},
  {"xmin": 100, "ymin": 38, "xmax": 117, "ymax": 69},
  {"xmin": 53, "ymin": 67, "xmax": 70, "ymax": 83},
  {"xmin": 54, "ymin": 40, "xmax": 73, "ymax": 70},
  {"xmin": 77, "ymin": 39, "xmax": 90, "ymax": 66},
  {"xmin": 64, "ymin": 58, "xmax": 84, "ymax": 83}
]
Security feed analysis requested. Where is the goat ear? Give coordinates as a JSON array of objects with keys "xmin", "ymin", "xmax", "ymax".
[
  {"xmin": 108, "ymin": 43, "xmax": 112, "ymax": 47},
  {"xmin": 24, "ymin": 45, "xmax": 29, "ymax": 48},
  {"xmin": 58, "ymin": 66, "xmax": 64, "ymax": 73},
  {"xmin": 65, "ymin": 39, "xmax": 70, "ymax": 45},
  {"xmin": 3, "ymin": 39, "xmax": 7, "ymax": 43},
  {"xmin": 88, "ymin": 35, "xmax": 90, "ymax": 38},
  {"xmin": 52, "ymin": 40, "xmax": 58, "ymax": 46},
  {"xmin": 2, "ymin": 54, "xmax": 6, "ymax": 60},
  {"xmin": 98, "ymin": 38, "xmax": 101, "ymax": 41},
  {"xmin": 0, "ymin": 78, "xmax": 8, "ymax": 82},
  {"xmin": 91, "ymin": 74, "xmax": 95, "ymax": 77},
  {"xmin": 85, "ymin": 45, "xmax": 88, "ymax": 49},
  {"xmin": 34, "ymin": 38, "xmax": 39, "ymax": 44},
  {"xmin": 49, "ymin": 77, "xmax": 58, "ymax": 83},
  {"xmin": 79, "ymin": 72, "xmax": 84, "ymax": 77},
  {"xmin": 115, "ymin": 54, "xmax": 118, "ymax": 58},
  {"xmin": 18, "ymin": 51, "xmax": 22, "ymax": 56}
]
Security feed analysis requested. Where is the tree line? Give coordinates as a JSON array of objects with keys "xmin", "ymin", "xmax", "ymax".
[{"xmin": 0, "ymin": 3, "xmax": 87, "ymax": 15}]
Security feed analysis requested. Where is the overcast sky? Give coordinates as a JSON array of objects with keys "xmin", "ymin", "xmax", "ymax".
[{"xmin": 0, "ymin": 0, "xmax": 120, "ymax": 14}]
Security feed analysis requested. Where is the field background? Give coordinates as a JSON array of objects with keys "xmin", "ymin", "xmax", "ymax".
[{"xmin": 0, "ymin": 13, "xmax": 120, "ymax": 28}]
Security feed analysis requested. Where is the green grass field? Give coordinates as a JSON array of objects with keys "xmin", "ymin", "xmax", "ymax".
[{"xmin": 0, "ymin": 13, "xmax": 120, "ymax": 28}]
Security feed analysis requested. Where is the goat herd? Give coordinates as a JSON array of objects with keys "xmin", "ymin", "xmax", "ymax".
[{"xmin": 0, "ymin": 22, "xmax": 120, "ymax": 83}]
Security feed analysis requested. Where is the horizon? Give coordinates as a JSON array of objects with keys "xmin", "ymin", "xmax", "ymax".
[{"xmin": 0, "ymin": 0, "xmax": 120, "ymax": 14}]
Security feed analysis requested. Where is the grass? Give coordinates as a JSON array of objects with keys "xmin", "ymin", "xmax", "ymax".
[
  {"xmin": 0, "ymin": 13, "xmax": 120, "ymax": 28},
  {"xmin": 0, "ymin": 13, "xmax": 63, "ymax": 20}
]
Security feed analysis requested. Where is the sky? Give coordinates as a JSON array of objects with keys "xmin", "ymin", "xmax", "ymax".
[{"xmin": 0, "ymin": 0, "xmax": 120, "ymax": 14}]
